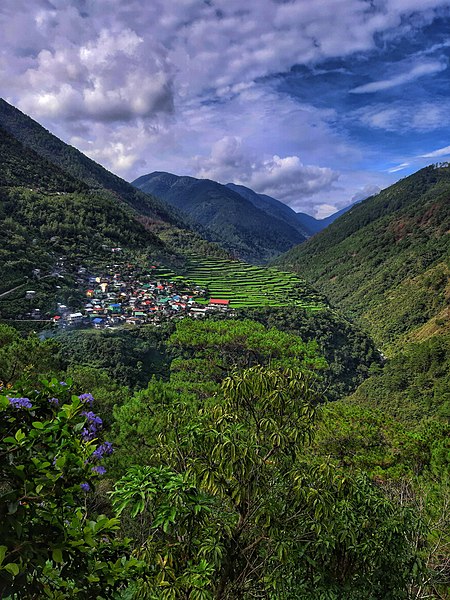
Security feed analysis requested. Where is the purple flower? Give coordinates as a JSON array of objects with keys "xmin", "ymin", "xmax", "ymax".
[
  {"xmin": 92, "ymin": 441, "xmax": 114, "ymax": 460},
  {"xmin": 49, "ymin": 397, "xmax": 59, "ymax": 406},
  {"xmin": 81, "ymin": 428, "xmax": 93, "ymax": 442},
  {"xmin": 59, "ymin": 381, "xmax": 67, "ymax": 386},
  {"xmin": 80, "ymin": 483, "xmax": 91, "ymax": 492},
  {"xmin": 78, "ymin": 393, "xmax": 94, "ymax": 405},
  {"xmin": 92, "ymin": 466, "xmax": 106, "ymax": 475},
  {"xmin": 8, "ymin": 397, "xmax": 32, "ymax": 409},
  {"xmin": 81, "ymin": 411, "xmax": 102, "ymax": 427},
  {"xmin": 80, "ymin": 411, "xmax": 103, "ymax": 442}
]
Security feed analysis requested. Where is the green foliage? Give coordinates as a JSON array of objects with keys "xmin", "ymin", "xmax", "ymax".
[
  {"xmin": 348, "ymin": 334, "xmax": 450, "ymax": 423},
  {"xmin": 0, "ymin": 379, "xmax": 139, "ymax": 598},
  {"xmin": 0, "ymin": 324, "xmax": 60, "ymax": 386},
  {"xmin": 238, "ymin": 306, "xmax": 381, "ymax": 399},
  {"xmin": 274, "ymin": 164, "xmax": 450, "ymax": 348},
  {"xmin": 111, "ymin": 365, "xmax": 424, "ymax": 599},
  {"xmin": 168, "ymin": 318, "xmax": 325, "ymax": 373},
  {"xmin": 57, "ymin": 325, "xmax": 172, "ymax": 389}
]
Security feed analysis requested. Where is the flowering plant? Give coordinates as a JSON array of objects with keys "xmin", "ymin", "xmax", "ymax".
[{"xmin": 0, "ymin": 378, "xmax": 139, "ymax": 598}]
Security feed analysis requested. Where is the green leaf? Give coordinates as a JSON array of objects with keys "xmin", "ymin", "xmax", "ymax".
[
  {"xmin": 4, "ymin": 562, "xmax": 19, "ymax": 576},
  {"xmin": 15, "ymin": 429, "xmax": 26, "ymax": 443},
  {"xmin": 0, "ymin": 546, "xmax": 7, "ymax": 566},
  {"xmin": 52, "ymin": 548, "xmax": 63, "ymax": 564},
  {"xmin": 32, "ymin": 421, "xmax": 45, "ymax": 429}
]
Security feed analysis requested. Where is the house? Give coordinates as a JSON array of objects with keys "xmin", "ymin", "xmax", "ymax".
[
  {"xmin": 209, "ymin": 299, "xmax": 230, "ymax": 308},
  {"xmin": 25, "ymin": 290, "xmax": 36, "ymax": 299},
  {"xmin": 190, "ymin": 307, "xmax": 207, "ymax": 318},
  {"xmin": 68, "ymin": 312, "xmax": 83, "ymax": 323},
  {"xmin": 92, "ymin": 317, "xmax": 104, "ymax": 329}
]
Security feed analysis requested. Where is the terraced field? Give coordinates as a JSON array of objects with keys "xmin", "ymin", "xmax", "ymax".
[{"xmin": 151, "ymin": 255, "xmax": 326, "ymax": 310}]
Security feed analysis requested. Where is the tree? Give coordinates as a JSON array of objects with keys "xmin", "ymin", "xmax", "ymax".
[{"xmin": 111, "ymin": 366, "xmax": 424, "ymax": 599}]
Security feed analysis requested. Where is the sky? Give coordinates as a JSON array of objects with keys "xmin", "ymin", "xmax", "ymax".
[{"xmin": 1, "ymin": 1, "xmax": 450, "ymax": 217}]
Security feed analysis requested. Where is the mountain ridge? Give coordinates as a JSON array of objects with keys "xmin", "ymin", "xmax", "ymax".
[
  {"xmin": 273, "ymin": 164, "xmax": 450, "ymax": 351},
  {"xmin": 133, "ymin": 171, "xmax": 307, "ymax": 263},
  {"xmin": 0, "ymin": 98, "xmax": 180, "ymax": 226}
]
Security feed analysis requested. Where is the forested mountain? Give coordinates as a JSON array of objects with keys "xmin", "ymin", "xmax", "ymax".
[
  {"xmin": 0, "ymin": 99, "xmax": 180, "ymax": 225},
  {"xmin": 227, "ymin": 182, "xmax": 353, "ymax": 236},
  {"xmin": 274, "ymin": 164, "xmax": 450, "ymax": 351},
  {"xmin": 133, "ymin": 171, "xmax": 307, "ymax": 263},
  {"xmin": 0, "ymin": 125, "xmax": 174, "ymax": 319},
  {"xmin": 225, "ymin": 182, "xmax": 310, "ymax": 237}
]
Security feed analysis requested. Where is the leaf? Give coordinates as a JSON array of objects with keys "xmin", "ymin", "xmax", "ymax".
[
  {"xmin": 32, "ymin": 421, "xmax": 45, "ymax": 429},
  {"xmin": 15, "ymin": 429, "xmax": 26, "ymax": 443},
  {"xmin": 4, "ymin": 563, "xmax": 19, "ymax": 576},
  {"xmin": 52, "ymin": 548, "xmax": 63, "ymax": 564},
  {"xmin": 2, "ymin": 437, "xmax": 16, "ymax": 445},
  {"xmin": 0, "ymin": 546, "xmax": 7, "ymax": 566}
]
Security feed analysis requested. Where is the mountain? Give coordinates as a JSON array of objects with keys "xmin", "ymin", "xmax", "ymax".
[
  {"xmin": 0, "ymin": 98, "xmax": 180, "ymax": 226},
  {"xmin": 0, "ymin": 124, "xmax": 173, "ymax": 319},
  {"xmin": 132, "ymin": 172, "xmax": 307, "ymax": 263},
  {"xmin": 224, "ymin": 183, "xmax": 310, "ymax": 238},
  {"xmin": 273, "ymin": 165, "xmax": 450, "ymax": 352},
  {"xmin": 226, "ymin": 182, "xmax": 354, "ymax": 237},
  {"xmin": 0, "ymin": 99, "xmax": 230, "ymax": 260}
]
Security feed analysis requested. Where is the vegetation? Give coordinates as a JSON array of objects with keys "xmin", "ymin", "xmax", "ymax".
[
  {"xmin": 0, "ymin": 322, "xmax": 435, "ymax": 599},
  {"xmin": 274, "ymin": 164, "xmax": 450, "ymax": 350},
  {"xmin": 133, "ymin": 172, "xmax": 306, "ymax": 264},
  {"xmin": 180, "ymin": 254, "xmax": 326, "ymax": 309},
  {"xmin": 0, "ymin": 379, "xmax": 140, "ymax": 598},
  {"xmin": 1, "ymin": 99, "xmax": 449, "ymax": 598}
]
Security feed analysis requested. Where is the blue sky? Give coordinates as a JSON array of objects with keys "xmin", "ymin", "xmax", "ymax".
[{"xmin": 1, "ymin": 1, "xmax": 450, "ymax": 216}]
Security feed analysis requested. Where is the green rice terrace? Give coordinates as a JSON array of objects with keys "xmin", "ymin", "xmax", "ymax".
[{"xmin": 154, "ymin": 254, "xmax": 326, "ymax": 310}]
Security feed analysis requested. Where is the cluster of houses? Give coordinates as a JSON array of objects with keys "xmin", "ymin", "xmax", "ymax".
[{"xmin": 49, "ymin": 265, "xmax": 232, "ymax": 329}]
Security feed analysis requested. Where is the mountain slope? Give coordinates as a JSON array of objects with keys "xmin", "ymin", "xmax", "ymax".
[
  {"xmin": 274, "ymin": 165, "xmax": 450, "ymax": 351},
  {"xmin": 0, "ymin": 99, "xmax": 180, "ymax": 225},
  {"xmin": 133, "ymin": 172, "xmax": 307, "ymax": 263},
  {"xmin": 0, "ymin": 99, "xmax": 232, "ymax": 263},
  {"xmin": 225, "ymin": 183, "xmax": 310, "ymax": 238},
  {"xmin": 0, "ymin": 125, "xmax": 174, "ymax": 319},
  {"xmin": 227, "ymin": 182, "xmax": 354, "ymax": 236}
]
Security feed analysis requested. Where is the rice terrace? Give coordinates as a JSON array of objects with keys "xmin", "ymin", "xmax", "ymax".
[{"xmin": 156, "ymin": 254, "xmax": 326, "ymax": 310}]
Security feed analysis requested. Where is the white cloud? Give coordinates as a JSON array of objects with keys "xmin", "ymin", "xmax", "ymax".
[
  {"xmin": 351, "ymin": 184, "xmax": 381, "ymax": 202},
  {"xmin": 356, "ymin": 99, "xmax": 450, "ymax": 133},
  {"xmin": 421, "ymin": 145, "xmax": 450, "ymax": 157},
  {"xmin": 315, "ymin": 204, "xmax": 338, "ymax": 219},
  {"xmin": 388, "ymin": 162, "xmax": 410, "ymax": 173},
  {"xmin": 196, "ymin": 136, "xmax": 339, "ymax": 208},
  {"xmin": 1, "ymin": 0, "xmax": 449, "ymax": 215},
  {"xmin": 350, "ymin": 60, "xmax": 447, "ymax": 93},
  {"xmin": 17, "ymin": 27, "xmax": 174, "ymax": 122}
]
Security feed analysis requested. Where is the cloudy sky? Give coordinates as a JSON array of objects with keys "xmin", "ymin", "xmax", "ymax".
[{"xmin": 1, "ymin": 0, "xmax": 450, "ymax": 217}]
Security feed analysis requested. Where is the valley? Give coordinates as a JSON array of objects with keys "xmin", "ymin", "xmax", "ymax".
[{"xmin": 0, "ymin": 97, "xmax": 449, "ymax": 600}]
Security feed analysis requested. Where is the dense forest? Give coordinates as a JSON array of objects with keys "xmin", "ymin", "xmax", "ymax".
[
  {"xmin": 274, "ymin": 165, "xmax": 450, "ymax": 352},
  {"xmin": 1, "ymin": 317, "xmax": 448, "ymax": 599}
]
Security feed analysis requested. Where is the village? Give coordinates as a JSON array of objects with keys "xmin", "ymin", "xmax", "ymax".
[{"xmin": 26, "ymin": 261, "xmax": 233, "ymax": 330}]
